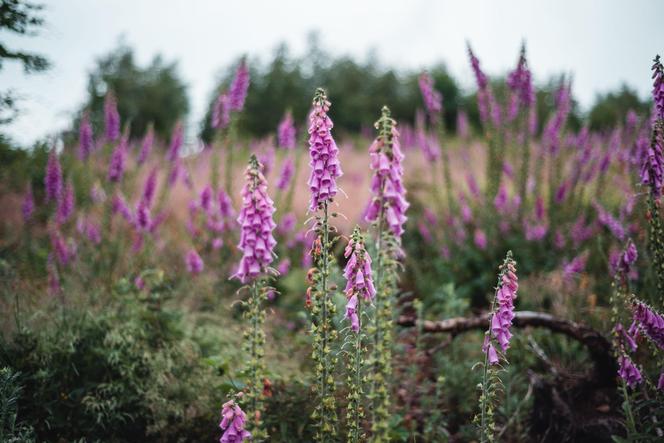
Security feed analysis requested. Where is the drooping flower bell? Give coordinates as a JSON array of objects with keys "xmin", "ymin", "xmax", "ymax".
[
  {"xmin": 618, "ymin": 354, "xmax": 642, "ymax": 388},
  {"xmin": 307, "ymin": 88, "xmax": 343, "ymax": 211},
  {"xmin": 641, "ymin": 122, "xmax": 664, "ymax": 197},
  {"xmin": 219, "ymin": 399, "xmax": 251, "ymax": 443},
  {"xmin": 232, "ymin": 155, "xmax": 277, "ymax": 283},
  {"xmin": 506, "ymin": 44, "xmax": 535, "ymax": 121},
  {"xmin": 343, "ymin": 227, "xmax": 376, "ymax": 332},
  {"xmin": 185, "ymin": 248, "xmax": 204, "ymax": 275},
  {"xmin": 365, "ymin": 106, "xmax": 409, "ymax": 239},
  {"xmin": 632, "ymin": 301, "xmax": 664, "ymax": 350}
]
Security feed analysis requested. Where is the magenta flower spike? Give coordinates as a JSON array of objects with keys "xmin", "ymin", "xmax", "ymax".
[
  {"xmin": 365, "ymin": 107, "xmax": 409, "ymax": 239},
  {"xmin": 618, "ymin": 354, "xmax": 643, "ymax": 388},
  {"xmin": 343, "ymin": 227, "xmax": 376, "ymax": 332},
  {"xmin": 485, "ymin": 252, "xmax": 518, "ymax": 364},
  {"xmin": 418, "ymin": 71, "xmax": 443, "ymax": 119},
  {"xmin": 232, "ymin": 155, "xmax": 277, "ymax": 283},
  {"xmin": 652, "ymin": 55, "xmax": 664, "ymax": 121},
  {"xmin": 141, "ymin": 168, "xmax": 158, "ymax": 208},
  {"xmin": 167, "ymin": 122, "xmax": 184, "ymax": 162},
  {"xmin": 212, "ymin": 92, "xmax": 231, "ymax": 130},
  {"xmin": 632, "ymin": 302, "xmax": 664, "ymax": 350},
  {"xmin": 307, "ymin": 88, "xmax": 343, "ymax": 211},
  {"xmin": 108, "ymin": 135, "xmax": 127, "ymax": 183},
  {"xmin": 229, "ymin": 58, "xmax": 250, "ymax": 112},
  {"xmin": 278, "ymin": 110, "xmax": 296, "ymax": 150},
  {"xmin": 45, "ymin": 149, "xmax": 62, "ymax": 203},
  {"xmin": 185, "ymin": 248, "xmax": 204, "ymax": 275},
  {"xmin": 104, "ymin": 91, "xmax": 120, "ymax": 142},
  {"xmin": 219, "ymin": 399, "xmax": 251, "ymax": 443},
  {"xmin": 506, "ymin": 45, "xmax": 535, "ymax": 121},
  {"xmin": 276, "ymin": 156, "xmax": 294, "ymax": 191},
  {"xmin": 56, "ymin": 180, "xmax": 75, "ymax": 224}
]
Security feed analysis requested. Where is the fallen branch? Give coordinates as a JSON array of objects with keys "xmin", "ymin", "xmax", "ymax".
[{"xmin": 396, "ymin": 310, "xmax": 616, "ymax": 386}]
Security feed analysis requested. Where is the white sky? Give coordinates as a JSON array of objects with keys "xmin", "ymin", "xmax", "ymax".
[{"xmin": 1, "ymin": 0, "xmax": 663, "ymax": 146}]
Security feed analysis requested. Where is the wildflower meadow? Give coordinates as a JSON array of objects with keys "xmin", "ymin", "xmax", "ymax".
[{"xmin": 1, "ymin": 2, "xmax": 664, "ymax": 442}]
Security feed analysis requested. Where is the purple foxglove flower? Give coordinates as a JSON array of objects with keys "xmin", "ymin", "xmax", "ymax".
[
  {"xmin": 482, "ymin": 336, "xmax": 500, "ymax": 365},
  {"xmin": 652, "ymin": 55, "xmax": 664, "ymax": 121},
  {"xmin": 135, "ymin": 201, "xmax": 151, "ymax": 232},
  {"xmin": 277, "ymin": 111, "xmax": 296, "ymax": 149},
  {"xmin": 50, "ymin": 229, "xmax": 75, "ymax": 266},
  {"xmin": 104, "ymin": 92, "xmax": 120, "ymax": 142},
  {"xmin": 167, "ymin": 122, "xmax": 184, "ymax": 162},
  {"xmin": 219, "ymin": 399, "xmax": 251, "ymax": 443},
  {"xmin": 525, "ymin": 222, "xmax": 548, "ymax": 241},
  {"xmin": 474, "ymin": 228, "xmax": 487, "ymax": 250},
  {"xmin": 212, "ymin": 237, "xmax": 224, "ymax": 250},
  {"xmin": 418, "ymin": 221, "xmax": 433, "ymax": 243},
  {"xmin": 256, "ymin": 142, "xmax": 275, "ymax": 176},
  {"xmin": 488, "ymin": 254, "xmax": 518, "ymax": 355},
  {"xmin": 468, "ymin": 44, "xmax": 499, "ymax": 126},
  {"xmin": 141, "ymin": 168, "xmax": 158, "ymax": 208},
  {"xmin": 134, "ymin": 276, "xmax": 145, "ymax": 290},
  {"xmin": 307, "ymin": 88, "xmax": 343, "ymax": 211},
  {"xmin": 343, "ymin": 228, "xmax": 375, "ymax": 332},
  {"xmin": 641, "ymin": 124, "xmax": 664, "ymax": 198},
  {"xmin": 563, "ymin": 252, "xmax": 587, "ymax": 282},
  {"xmin": 218, "ymin": 188, "xmax": 235, "ymax": 219},
  {"xmin": 277, "ymin": 257, "xmax": 291, "ymax": 275},
  {"xmin": 278, "ymin": 212, "xmax": 296, "ymax": 235},
  {"xmin": 418, "ymin": 71, "xmax": 443, "ymax": 118},
  {"xmin": 108, "ymin": 136, "xmax": 127, "ymax": 183},
  {"xmin": 616, "ymin": 240, "xmax": 638, "ymax": 276},
  {"xmin": 466, "ymin": 173, "xmax": 480, "ymax": 199},
  {"xmin": 615, "ymin": 323, "xmax": 638, "ymax": 353},
  {"xmin": 212, "ymin": 92, "xmax": 231, "ymax": 130},
  {"xmin": 365, "ymin": 108, "xmax": 409, "ymax": 238},
  {"xmin": 78, "ymin": 111, "xmax": 93, "ymax": 160},
  {"xmin": 22, "ymin": 184, "xmax": 34, "ymax": 222},
  {"xmin": 168, "ymin": 158, "xmax": 182, "ymax": 187},
  {"xmin": 137, "ymin": 125, "xmax": 154, "ymax": 165},
  {"xmin": 198, "ymin": 185, "xmax": 212, "ymax": 212},
  {"xmin": 232, "ymin": 155, "xmax": 277, "ymax": 283},
  {"xmin": 85, "ymin": 220, "xmax": 102, "ymax": 245},
  {"xmin": 418, "ymin": 129, "xmax": 440, "ymax": 163},
  {"xmin": 594, "ymin": 202, "xmax": 625, "ymax": 241},
  {"xmin": 618, "ymin": 354, "xmax": 642, "ymax": 388},
  {"xmin": 506, "ymin": 45, "xmax": 535, "ymax": 121},
  {"xmin": 45, "ymin": 149, "xmax": 62, "ymax": 203},
  {"xmin": 185, "ymin": 248, "xmax": 204, "ymax": 275},
  {"xmin": 276, "ymin": 156, "xmax": 294, "ymax": 191},
  {"xmin": 632, "ymin": 302, "xmax": 664, "ymax": 350},
  {"xmin": 658, "ymin": 372, "xmax": 664, "ymax": 391},
  {"xmin": 56, "ymin": 180, "xmax": 75, "ymax": 224},
  {"xmin": 555, "ymin": 180, "xmax": 570, "ymax": 204},
  {"xmin": 543, "ymin": 82, "xmax": 572, "ymax": 154},
  {"xmin": 229, "ymin": 58, "xmax": 250, "ymax": 112},
  {"xmin": 112, "ymin": 192, "xmax": 133, "ymax": 222}
]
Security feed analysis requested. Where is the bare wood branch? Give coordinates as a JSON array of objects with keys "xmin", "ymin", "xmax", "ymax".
[{"xmin": 396, "ymin": 310, "xmax": 616, "ymax": 386}]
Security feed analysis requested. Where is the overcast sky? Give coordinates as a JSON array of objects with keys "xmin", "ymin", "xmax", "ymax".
[{"xmin": 1, "ymin": 0, "xmax": 663, "ymax": 146}]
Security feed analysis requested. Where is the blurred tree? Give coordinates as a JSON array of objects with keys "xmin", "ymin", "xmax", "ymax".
[
  {"xmin": 80, "ymin": 43, "xmax": 189, "ymax": 140},
  {"xmin": 200, "ymin": 42, "xmax": 461, "ymax": 142},
  {"xmin": 588, "ymin": 85, "xmax": 650, "ymax": 131},
  {"xmin": 0, "ymin": 0, "xmax": 50, "ymax": 125}
]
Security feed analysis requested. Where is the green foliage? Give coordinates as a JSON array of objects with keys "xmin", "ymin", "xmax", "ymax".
[
  {"xmin": 200, "ymin": 40, "xmax": 461, "ymax": 142},
  {"xmin": 0, "ymin": 367, "xmax": 35, "ymax": 442},
  {"xmin": 0, "ymin": 277, "xmax": 231, "ymax": 442},
  {"xmin": 589, "ymin": 85, "xmax": 650, "ymax": 131},
  {"xmin": 78, "ymin": 43, "xmax": 189, "ymax": 140}
]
